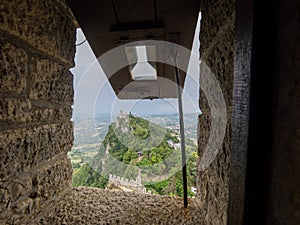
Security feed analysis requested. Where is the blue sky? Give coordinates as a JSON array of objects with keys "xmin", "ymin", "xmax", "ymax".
[{"xmin": 71, "ymin": 14, "xmax": 201, "ymax": 117}]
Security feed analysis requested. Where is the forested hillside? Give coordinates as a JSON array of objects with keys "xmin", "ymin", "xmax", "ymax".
[{"xmin": 71, "ymin": 113, "xmax": 197, "ymax": 197}]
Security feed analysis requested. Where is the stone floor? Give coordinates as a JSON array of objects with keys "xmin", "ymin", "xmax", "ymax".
[{"xmin": 28, "ymin": 187, "xmax": 205, "ymax": 225}]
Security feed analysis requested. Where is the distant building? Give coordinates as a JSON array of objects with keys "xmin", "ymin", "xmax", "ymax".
[
  {"xmin": 191, "ymin": 187, "xmax": 197, "ymax": 194},
  {"xmin": 174, "ymin": 143, "xmax": 181, "ymax": 150},
  {"xmin": 167, "ymin": 139, "xmax": 174, "ymax": 148},
  {"xmin": 116, "ymin": 110, "xmax": 129, "ymax": 133},
  {"xmin": 137, "ymin": 150, "xmax": 143, "ymax": 157}
]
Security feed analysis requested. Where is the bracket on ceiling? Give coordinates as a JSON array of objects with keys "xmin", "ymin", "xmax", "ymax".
[{"xmin": 109, "ymin": 21, "xmax": 165, "ymax": 45}]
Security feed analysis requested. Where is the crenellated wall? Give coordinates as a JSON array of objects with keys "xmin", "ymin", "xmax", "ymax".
[
  {"xmin": 197, "ymin": 0, "xmax": 235, "ymax": 224},
  {"xmin": 0, "ymin": 0, "xmax": 76, "ymax": 223}
]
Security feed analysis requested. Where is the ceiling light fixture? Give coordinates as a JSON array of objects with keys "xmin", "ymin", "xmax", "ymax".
[{"xmin": 125, "ymin": 46, "xmax": 157, "ymax": 81}]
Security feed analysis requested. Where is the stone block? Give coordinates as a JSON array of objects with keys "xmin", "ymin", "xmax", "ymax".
[
  {"xmin": 0, "ymin": 176, "xmax": 32, "ymax": 217},
  {"xmin": 0, "ymin": 187, "xmax": 10, "ymax": 216},
  {"xmin": 0, "ymin": 0, "xmax": 76, "ymax": 66},
  {"xmin": 0, "ymin": 39, "xmax": 27, "ymax": 94},
  {"xmin": 0, "ymin": 156, "xmax": 72, "ymax": 223},
  {"xmin": 29, "ymin": 58, "xmax": 73, "ymax": 105},
  {"xmin": 0, "ymin": 98, "xmax": 72, "ymax": 123},
  {"xmin": 0, "ymin": 98, "xmax": 32, "ymax": 123},
  {"xmin": 32, "ymin": 187, "xmax": 206, "ymax": 225},
  {"xmin": 200, "ymin": 0, "xmax": 235, "ymax": 54},
  {"xmin": 0, "ymin": 122, "xmax": 73, "ymax": 180},
  {"xmin": 201, "ymin": 26, "xmax": 234, "ymax": 108},
  {"xmin": 7, "ymin": 179, "xmax": 31, "ymax": 202},
  {"xmin": 32, "ymin": 156, "xmax": 72, "ymax": 202}
]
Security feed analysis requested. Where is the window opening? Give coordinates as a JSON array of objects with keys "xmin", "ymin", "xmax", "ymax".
[{"xmin": 69, "ymin": 13, "xmax": 201, "ymax": 203}]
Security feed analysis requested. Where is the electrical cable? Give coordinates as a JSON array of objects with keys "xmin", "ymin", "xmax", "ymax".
[{"xmin": 76, "ymin": 39, "xmax": 87, "ymax": 46}]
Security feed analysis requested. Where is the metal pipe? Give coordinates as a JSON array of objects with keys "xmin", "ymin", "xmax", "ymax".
[{"xmin": 173, "ymin": 53, "xmax": 188, "ymax": 208}]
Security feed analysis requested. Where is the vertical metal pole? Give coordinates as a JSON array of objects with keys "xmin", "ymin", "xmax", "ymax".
[{"xmin": 173, "ymin": 55, "xmax": 188, "ymax": 208}]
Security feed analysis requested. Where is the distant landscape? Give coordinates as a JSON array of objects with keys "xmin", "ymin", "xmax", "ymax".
[{"xmin": 69, "ymin": 112, "xmax": 199, "ymax": 197}]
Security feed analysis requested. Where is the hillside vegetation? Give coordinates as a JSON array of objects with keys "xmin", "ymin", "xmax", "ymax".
[{"xmin": 71, "ymin": 113, "xmax": 197, "ymax": 197}]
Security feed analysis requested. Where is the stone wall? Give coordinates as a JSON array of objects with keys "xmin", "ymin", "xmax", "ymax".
[
  {"xmin": 28, "ymin": 187, "xmax": 207, "ymax": 225},
  {"xmin": 107, "ymin": 174, "xmax": 147, "ymax": 194},
  {"xmin": 0, "ymin": 0, "xmax": 76, "ymax": 223},
  {"xmin": 197, "ymin": 0, "xmax": 235, "ymax": 224}
]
